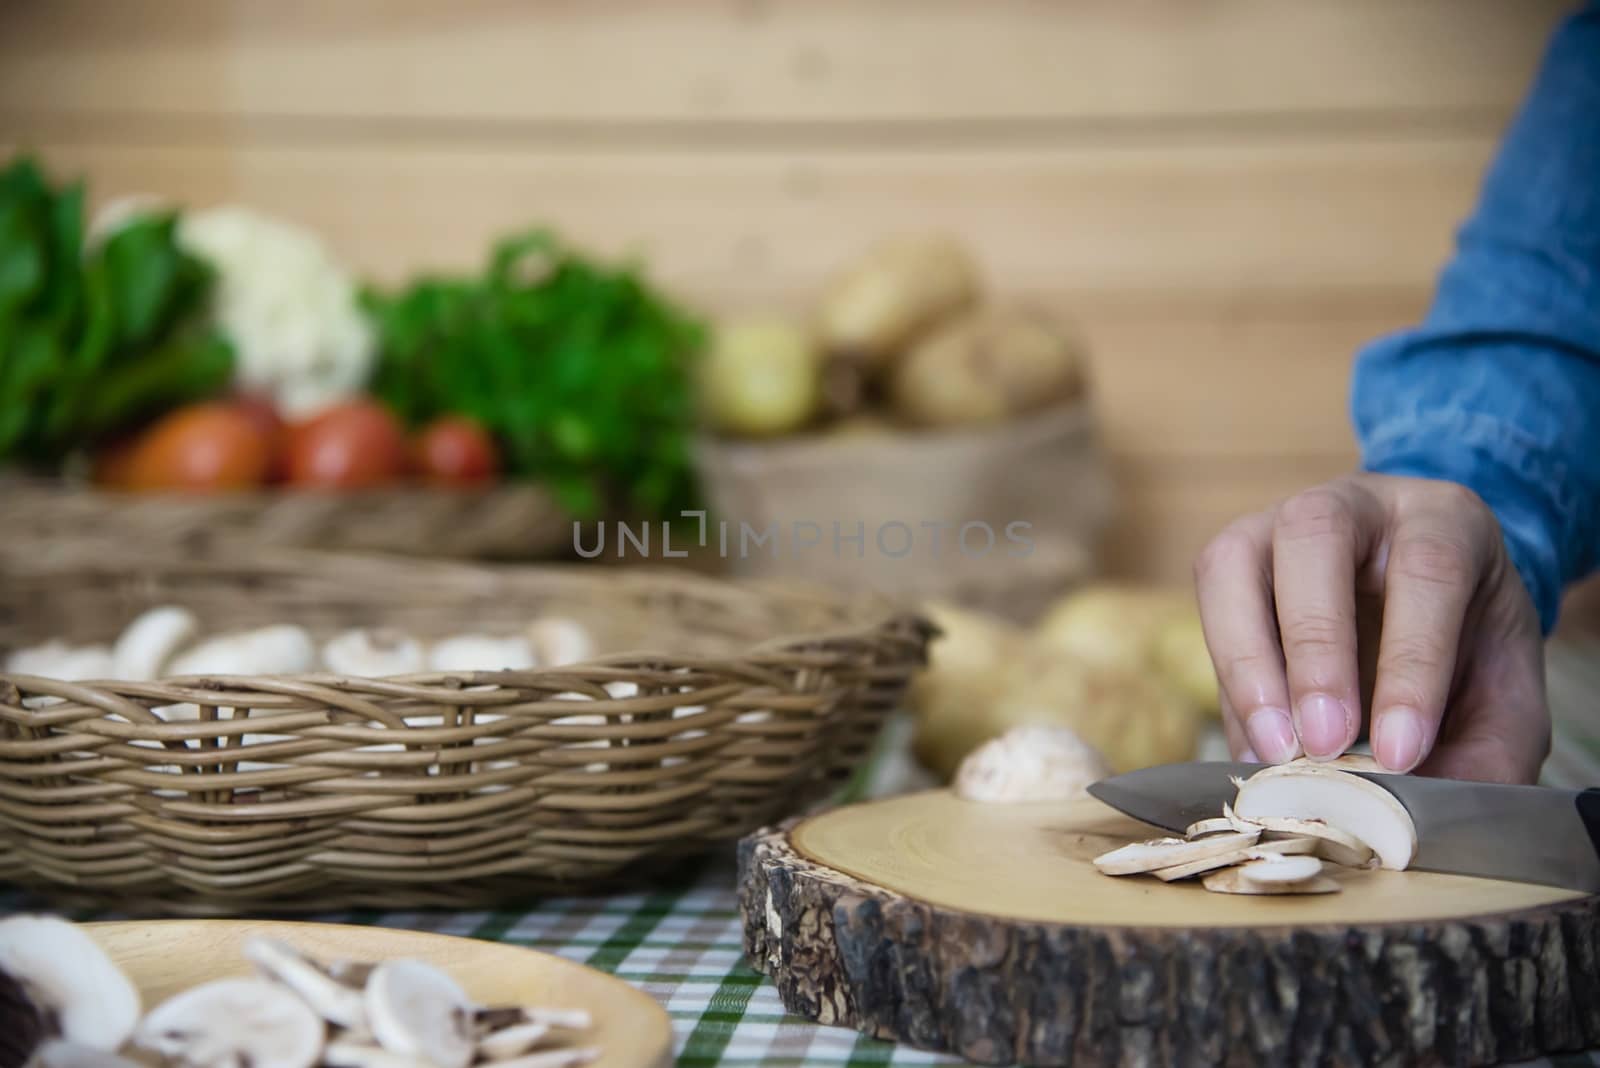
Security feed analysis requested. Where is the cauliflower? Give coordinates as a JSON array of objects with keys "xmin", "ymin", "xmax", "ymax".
[{"xmin": 177, "ymin": 206, "xmax": 376, "ymax": 419}]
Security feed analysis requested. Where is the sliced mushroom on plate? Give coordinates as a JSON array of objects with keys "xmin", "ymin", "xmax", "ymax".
[
  {"xmin": 244, "ymin": 937, "xmax": 369, "ymax": 1030},
  {"xmin": 364, "ymin": 959, "xmax": 477, "ymax": 1068},
  {"xmin": 0, "ymin": 916, "xmax": 141, "ymax": 1053},
  {"xmin": 134, "ymin": 978, "xmax": 324, "ymax": 1068}
]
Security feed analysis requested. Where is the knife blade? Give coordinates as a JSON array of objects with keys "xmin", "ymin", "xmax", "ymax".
[{"xmin": 1087, "ymin": 762, "xmax": 1600, "ymax": 893}]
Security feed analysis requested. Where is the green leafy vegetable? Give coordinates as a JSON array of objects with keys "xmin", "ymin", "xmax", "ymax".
[
  {"xmin": 365, "ymin": 231, "xmax": 704, "ymax": 518},
  {"xmin": 0, "ymin": 156, "xmax": 232, "ymax": 467}
]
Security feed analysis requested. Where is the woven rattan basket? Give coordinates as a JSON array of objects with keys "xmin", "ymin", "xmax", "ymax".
[
  {"xmin": 0, "ymin": 474, "xmax": 575, "ymax": 560},
  {"xmin": 0, "ymin": 544, "xmax": 929, "ymax": 914}
]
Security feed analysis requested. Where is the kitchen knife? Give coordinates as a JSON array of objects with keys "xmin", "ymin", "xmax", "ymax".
[{"xmin": 1087, "ymin": 762, "xmax": 1600, "ymax": 893}]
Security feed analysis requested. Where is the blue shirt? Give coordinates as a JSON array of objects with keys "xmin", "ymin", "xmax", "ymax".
[{"xmin": 1351, "ymin": 2, "xmax": 1600, "ymax": 635}]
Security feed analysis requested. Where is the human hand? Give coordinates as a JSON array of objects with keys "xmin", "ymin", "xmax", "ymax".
[{"xmin": 1193, "ymin": 473, "xmax": 1548, "ymax": 783}]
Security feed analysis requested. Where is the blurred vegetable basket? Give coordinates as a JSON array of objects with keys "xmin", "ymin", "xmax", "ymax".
[
  {"xmin": 0, "ymin": 474, "xmax": 575, "ymax": 560},
  {"xmin": 0, "ymin": 545, "xmax": 929, "ymax": 913}
]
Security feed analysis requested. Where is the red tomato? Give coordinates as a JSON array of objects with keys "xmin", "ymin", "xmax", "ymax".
[
  {"xmin": 230, "ymin": 393, "xmax": 288, "ymax": 481},
  {"xmin": 124, "ymin": 404, "xmax": 274, "ymax": 492},
  {"xmin": 284, "ymin": 399, "xmax": 409, "ymax": 489},
  {"xmin": 413, "ymin": 417, "xmax": 499, "ymax": 486}
]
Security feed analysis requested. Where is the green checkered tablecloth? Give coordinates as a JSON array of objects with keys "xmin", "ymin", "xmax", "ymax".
[{"xmin": 6, "ymin": 641, "xmax": 1600, "ymax": 1067}]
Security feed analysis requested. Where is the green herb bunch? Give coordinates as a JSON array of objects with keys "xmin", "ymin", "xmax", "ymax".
[
  {"xmin": 365, "ymin": 232, "xmax": 704, "ymax": 518},
  {"xmin": 0, "ymin": 157, "xmax": 231, "ymax": 467}
]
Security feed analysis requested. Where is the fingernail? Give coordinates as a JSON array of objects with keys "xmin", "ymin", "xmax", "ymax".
[
  {"xmin": 1239, "ymin": 747, "xmax": 1261, "ymax": 764},
  {"xmin": 1244, "ymin": 708, "xmax": 1297, "ymax": 764},
  {"xmin": 1375, "ymin": 708, "xmax": 1424, "ymax": 771},
  {"xmin": 1295, "ymin": 693, "xmax": 1350, "ymax": 758}
]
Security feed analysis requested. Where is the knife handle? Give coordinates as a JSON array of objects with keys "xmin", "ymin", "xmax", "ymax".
[{"xmin": 1580, "ymin": 789, "xmax": 1600, "ymax": 860}]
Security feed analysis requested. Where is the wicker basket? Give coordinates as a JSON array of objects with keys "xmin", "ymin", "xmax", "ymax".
[
  {"xmin": 0, "ymin": 545, "xmax": 929, "ymax": 914},
  {"xmin": 0, "ymin": 474, "xmax": 575, "ymax": 561},
  {"xmin": 695, "ymin": 402, "xmax": 1111, "ymax": 622}
]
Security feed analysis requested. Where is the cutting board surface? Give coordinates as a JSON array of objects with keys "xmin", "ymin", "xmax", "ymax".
[
  {"xmin": 88, "ymin": 920, "xmax": 673, "ymax": 1068},
  {"xmin": 791, "ymin": 790, "xmax": 1583, "ymax": 928}
]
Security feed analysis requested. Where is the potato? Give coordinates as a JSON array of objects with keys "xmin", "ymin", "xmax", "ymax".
[
  {"xmin": 698, "ymin": 317, "xmax": 821, "ymax": 437},
  {"xmin": 888, "ymin": 307, "xmax": 1085, "ymax": 427},
  {"xmin": 1033, "ymin": 584, "xmax": 1191, "ymax": 673},
  {"xmin": 1153, "ymin": 614, "xmax": 1221, "ymax": 718},
  {"xmin": 990, "ymin": 651, "xmax": 1201, "ymax": 774},
  {"xmin": 907, "ymin": 602, "xmax": 1027, "ymax": 776},
  {"xmin": 816, "ymin": 234, "xmax": 980, "ymax": 365}
]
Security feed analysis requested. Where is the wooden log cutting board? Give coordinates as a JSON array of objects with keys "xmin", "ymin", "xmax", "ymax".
[{"xmin": 737, "ymin": 790, "xmax": 1600, "ymax": 1067}]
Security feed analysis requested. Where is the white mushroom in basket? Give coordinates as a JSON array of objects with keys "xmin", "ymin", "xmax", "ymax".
[
  {"xmin": 525, "ymin": 618, "xmax": 594, "ymax": 668},
  {"xmin": 322, "ymin": 629, "xmax": 427, "ymax": 678},
  {"xmin": 1093, "ymin": 759, "xmax": 1418, "ymax": 894},
  {"xmin": 2, "ymin": 642, "xmax": 115, "ymax": 682},
  {"xmin": 0, "ymin": 916, "xmax": 141, "ymax": 1054},
  {"xmin": 427, "ymin": 635, "xmax": 537, "ymax": 673},
  {"xmin": 953, "ymin": 724, "xmax": 1109, "ymax": 803},
  {"xmin": 111, "ymin": 606, "xmax": 199, "ymax": 681},
  {"xmin": 165, "ymin": 625, "xmax": 318, "ymax": 678}
]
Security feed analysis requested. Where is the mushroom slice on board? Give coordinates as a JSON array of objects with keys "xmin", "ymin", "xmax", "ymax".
[
  {"xmin": 365, "ymin": 959, "xmax": 476, "ymax": 1068},
  {"xmin": 1183, "ymin": 817, "xmax": 1236, "ymax": 839},
  {"xmin": 1093, "ymin": 832, "xmax": 1259, "ymax": 876},
  {"xmin": 1233, "ymin": 764, "xmax": 1416, "ymax": 871},
  {"xmin": 1150, "ymin": 836, "xmax": 1318, "ymax": 882},
  {"xmin": 1223, "ymin": 805, "xmax": 1376, "ymax": 869},
  {"xmin": 243, "ymin": 937, "xmax": 367, "ymax": 1029},
  {"xmin": 135, "ymin": 978, "xmax": 323, "ymax": 1068},
  {"xmin": 0, "ymin": 916, "xmax": 140, "ymax": 1052},
  {"xmin": 1202, "ymin": 867, "xmax": 1341, "ymax": 895},
  {"xmin": 1236, "ymin": 854, "xmax": 1324, "ymax": 885}
]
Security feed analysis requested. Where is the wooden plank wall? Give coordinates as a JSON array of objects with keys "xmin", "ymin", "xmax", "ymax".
[{"xmin": 0, "ymin": 0, "xmax": 1571, "ymax": 581}]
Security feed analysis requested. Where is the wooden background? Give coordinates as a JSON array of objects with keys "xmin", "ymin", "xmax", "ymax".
[{"xmin": 0, "ymin": 0, "xmax": 1573, "ymax": 583}]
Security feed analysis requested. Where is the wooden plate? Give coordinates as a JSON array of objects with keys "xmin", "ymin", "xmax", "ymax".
[
  {"xmin": 87, "ymin": 920, "xmax": 673, "ymax": 1068},
  {"xmin": 739, "ymin": 791, "xmax": 1600, "ymax": 1066}
]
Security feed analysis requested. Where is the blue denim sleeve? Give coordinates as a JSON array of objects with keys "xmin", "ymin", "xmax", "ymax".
[{"xmin": 1350, "ymin": 2, "xmax": 1600, "ymax": 635}]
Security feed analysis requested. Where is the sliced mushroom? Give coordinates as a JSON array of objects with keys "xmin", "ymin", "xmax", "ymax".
[
  {"xmin": 1093, "ymin": 831, "xmax": 1259, "ymax": 875},
  {"xmin": 1223, "ymin": 805, "xmax": 1376, "ymax": 869},
  {"xmin": 325, "ymin": 959, "xmax": 376, "ymax": 989},
  {"xmin": 321, "ymin": 1044, "xmax": 433, "ymax": 1068},
  {"xmin": 365, "ymin": 959, "xmax": 475, "ymax": 1068},
  {"xmin": 475, "ymin": 1008, "xmax": 593, "ymax": 1035},
  {"xmin": 1202, "ymin": 868, "xmax": 1341, "ymax": 895},
  {"xmin": 1150, "ymin": 836, "xmax": 1318, "ymax": 882},
  {"xmin": 134, "ymin": 978, "xmax": 323, "ymax": 1068},
  {"xmin": 525, "ymin": 619, "xmax": 594, "ymax": 668},
  {"xmin": 322, "ymin": 629, "xmax": 427, "ymax": 678},
  {"xmin": 0, "ymin": 916, "xmax": 140, "ymax": 1052},
  {"xmin": 243, "ymin": 937, "xmax": 367, "ymax": 1030},
  {"xmin": 477, "ymin": 1022, "xmax": 550, "ymax": 1061},
  {"xmin": 112, "ymin": 606, "xmax": 199, "ymax": 681},
  {"xmin": 483, "ymin": 1050, "xmax": 599, "ymax": 1068},
  {"xmin": 1236, "ymin": 854, "xmax": 1324, "ymax": 885},
  {"xmin": 427, "ymin": 635, "xmax": 536, "ymax": 674},
  {"xmin": 1234, "ymin": 763, "xmax": 1416, "ymax": 870},
  {"xmin": 166, "ymin": 625, "xmax": 318, "ymax": 677},
  {"xmin": 1183, "ymin": 817, "xmax": 1236, "ymax": 839},
  {"xmin": 24, "ymin": 1041, "xmax": 143, "ymax": 1068}
]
